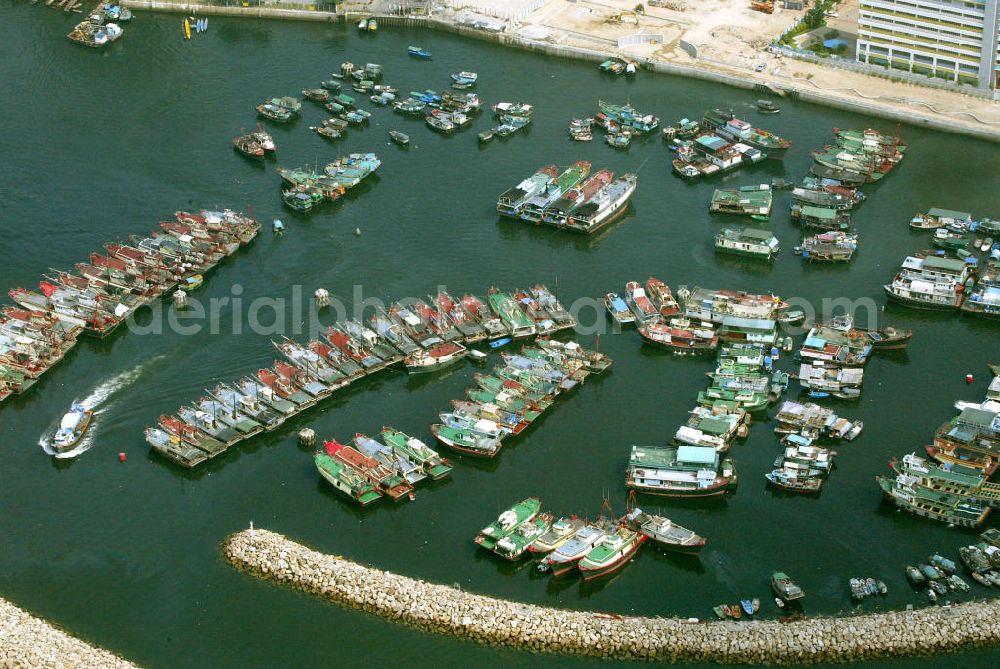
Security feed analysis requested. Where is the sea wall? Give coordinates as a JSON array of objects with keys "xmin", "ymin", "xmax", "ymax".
[
  {"xmin": 0, "ymin": 597, "xmax": 138, "ymax": 668},
  {"xmin": 120, "ymin": 1, "xmax": 1000, "ymax": 143},
  {"xmin": 225, "ymin": 528, "xmax": 1000, "ymax": 664}
]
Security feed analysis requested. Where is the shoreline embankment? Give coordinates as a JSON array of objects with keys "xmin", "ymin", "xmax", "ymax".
[
  {"xmin": 0, "ymin": 597, "xmax": 138, "ymax": 668},
  {"xmin": 225, "ymin": 529, "xmax": 1000, "ymax": 664},
  {"xmin": 120, "ymin": 0, "xmax": 1000, "ymax": 143}
]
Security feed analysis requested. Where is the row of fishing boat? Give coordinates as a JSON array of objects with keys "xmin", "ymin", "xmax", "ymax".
[
  {"xmin": 810, "ymin": 126, "xmax": 907, "ymax": 185},
  {"xmin": 0, "ymin": 210, "xmax": 260, "ymax": 407},
  {"xmin": 142, "ymin": 285, "xmax": 579, "ymax": 467},
  {"xmin": 877, "ymin": 368, "xmax": 999, "ymax": 527},
  {"xmin": 314, "ymin": 428, "xmax": 453, "ymax": 506},
  {"xmin": 276, "ymin": 153, "xmax": 382, "ymax": 213},
  {"xmin": 496, "ymin": 162, "xmax": 638, "ymax": 234},
  {"xmin": 431, "ymin": 339, "xmax": 612, "ymax": 459},
  {"xmin": 474, "ymin": 496, "xmax": 704, "ymax": 581}
]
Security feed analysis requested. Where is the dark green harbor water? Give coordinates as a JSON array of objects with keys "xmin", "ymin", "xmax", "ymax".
[{"xmin": 1, "ymin": 6, "xmax": 999, "ymax": 666}]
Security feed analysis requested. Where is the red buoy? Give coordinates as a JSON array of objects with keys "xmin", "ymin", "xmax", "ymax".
[
  {"xmin": 118, "ymin": 452, "xmax": 127, "ymax": 463},
  {"xmin": 966, "ymin": 374, "xmax": 974, "ymax": 384}
]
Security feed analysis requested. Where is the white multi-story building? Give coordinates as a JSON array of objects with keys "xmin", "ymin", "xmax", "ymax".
[{"xmin": 855, "ymin": 0, "xmax": 1000, "ymax": 92}]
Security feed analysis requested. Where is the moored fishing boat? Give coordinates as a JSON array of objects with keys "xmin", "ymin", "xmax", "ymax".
[
  {"xmin": 474, "ymin": 497, "xmax": 541, "ymax": 551},
  {"xmin": 604, "ymin": 292, "xmax": 634, "ymax": 326},
  {"xmin": 625, "ymin": 507, "xmax": 706, "ymax": 554},
  {"xmin": 877, "ymin": 475, "xmax": 991, "ymax": 527},
  {"xmin": 578, "ymin": 525, "xmax": 646, "ymax": 580},
  {"xmin": 488, "ymin": 287, "xmax": 535, "ymax": 338},
  {"xmin": 638, "ymin": 321, "xmax": 718, "ymax": 355},
  {"xmin": 518, "ymin": 161, "xmax": 591, "ymax": 223},
  {"xmin": 702, "ymin": 109, "xmax": 790, "ymax": 160},
  {"xmin": 324, "ymin": 439, "xmax": 412, "ymax": 501},
  {"xmin": 540, "ymin": 523, "xmax": 608, "ymax": 575},
  {"xmin": 598, "ymin": 100, "xmax": 658, "ymax": 134},
  {"xmin": 404, "ymin": 341, "xmax": 467, "ymax": 373},
  {"xmin": 626, "ymin": 444, "xmax": 737, "ymax": 497},
  {"xmin": 389, "ymin": 129, "xmax": 409, "ymax": 146},
  {"xmin": 541, "ymin": 169, "xmax": 613, "ymax": 227},
  {"xmin": 564, "ymin": 174, "xmax": 637, "ymax": 234},
  {"xmin": 232, "ymin": 133, "xmax": 264, "ymax": 159},
  {"xmin": 315, "ymin": 442, "xmax": 383, "ymax": 506},
  {"xmin": 494, "ymin": 513, "xmax": 554, "ymax": 560},
  {"xmin": 527, "ymin": 516, "xmax": 587, "ymax": 554},
  {"xmin": 772, "ymin": 572, "xmax": 805, "ymax": 602},
  {"xmin": 408, "ymin": 45, "xmax": 432, "ymax": 58},
  {"xmin": 430, "ymin": 423, "xmax": 502, "ymax": 458},
  {"xmin": 714, "ymin": 227, "xmax": 780, "ymax": 260},
  {"xmin": 380, "ymin": 427, "xmax": 453, "ymax": 480},
  {"xmin": 496, "ymin": 164, "xmax": 560, "ymax": 218}
]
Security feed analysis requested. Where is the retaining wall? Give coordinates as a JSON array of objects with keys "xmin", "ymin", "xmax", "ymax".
[{"xmin": 224, "ymin": 528, "xmax": 1000, "ymax": 664}]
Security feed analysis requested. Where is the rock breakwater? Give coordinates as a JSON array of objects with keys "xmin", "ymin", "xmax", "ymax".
[
  {"xmin": 225, "ymin": 528, "xmax": 1000, "ymax": 664},
  {"xmin": 0, "ymin": 598, "xmax": 137, "ymax": 668}
]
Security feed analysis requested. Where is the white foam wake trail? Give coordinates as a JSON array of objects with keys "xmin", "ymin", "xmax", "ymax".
[{"xmin": 38, "ymin": 356, "xmax": 162, "ymax": 459}]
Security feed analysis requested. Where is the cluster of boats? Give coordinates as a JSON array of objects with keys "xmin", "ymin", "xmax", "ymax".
[
  {"xmin": 810, "ymin": 127, "xmax": 906, "ymax": 184},
  {"xmin": 598, "ymin": 57, "xmax": 638, "ymax": 75},
  {"xmin": 431, "ymin": 338, "xmax": 612, "ymax": 459},
  {"xmin": 478, "ymin": 101, "xmax": 533, "ymax": 142},
  {"xmin": 496, "ymin": 162, "xmax": 638, "ymax": 234},
  {"xmin": 849, "ymin": 577, "xmax": 887, "ymax": 602},
  {"xmin": 314, "ymin": 429, "xmax": 453, "ymax": 506},
  {"xmin": 232, "ymin": 126, "xmax": 277, "ymax": 160},
  {"xmin": 475, "ymin": 497, "xmax": 704, "ymax": 580},
  {"xmin": 959, "ymin": 530, "xmax": 1000, "ymax": 588},
  {"xmin": 793, "ymin": 314, "xmax": 911, "ymax": 399},
  {"xmin": 276, "ymin": 153, "xmax": 381, "ymax": 213},
  {"xmin": 905, "ymin": 552, "xmax": 980, "ymax": 603},
  {"xmin": 582, "ymin": 100, "xmax": 660, "ymax": 149},
  {"xmin": 610, "ymin": 282, "xmax": 794, "ymax": 362},
  {"xmin": 666, "ymin": 109, "xmax": 787, "ymax": 178},
  {"xmin": 0, "ymin": 210, "xmax": 259, "ymax": 407},
  {"xmin": 143, "ymin": 285, "xmax": 580, "ymax": 467},
  {"xmin": 795, "ymin": 230, "xmax": 858, "ymax": 263},
  {"xmin": 67, "ymin": 13, "xmax": 123, "ymax": 48},
  {"xmin": 878, "ymin": 369, "xmax": 999, "ymax": 527}
]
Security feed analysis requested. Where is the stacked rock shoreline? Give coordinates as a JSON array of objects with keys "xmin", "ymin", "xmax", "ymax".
[
  {"xmin": 225, "ymin": 528, "xmax": 1000, "ymax": 664},
  {"xmin": 0, "ymin": 598, "xmax": 138, "ymax": 668}
]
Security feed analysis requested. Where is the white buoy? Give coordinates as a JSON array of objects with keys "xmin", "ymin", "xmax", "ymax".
[
  {"xmin": 173, "ymin": 289, "xmax": 188, "ymax": 308},
  {"xmin": 299, "ymin": 428, "xmax": 316, "ymax": 446},
  {"xmin": 314, "ymin": 288, "xmax": 330, "ymax": 309},
  {"xmin": 354, "ymin": 227, "xmax": 361, "ymax": 236}
]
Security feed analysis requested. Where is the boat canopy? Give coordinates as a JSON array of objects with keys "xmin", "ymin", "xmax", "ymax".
[
  {"xmin": 60, "ymin": 411, "xmax": 83, "ymax": 431},
  {"xmin": 676, "ymin": 445, "xmax": 718, "ymax": 465}
]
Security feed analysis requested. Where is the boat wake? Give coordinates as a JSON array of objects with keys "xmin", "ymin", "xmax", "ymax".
[{"xmin": 38, "ymin": 359, "xmax": 159, "ymax": 459}]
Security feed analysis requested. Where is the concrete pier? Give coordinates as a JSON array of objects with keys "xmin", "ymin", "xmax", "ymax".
[{"xmin": 225, "ymin": 528, "xmax": 1000, "ymax": 663}]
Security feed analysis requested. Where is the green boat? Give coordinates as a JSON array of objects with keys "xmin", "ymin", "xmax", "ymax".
[
  {"xmin": 697, "ymin": 385, "xmax": 769, "ymax": 413},
  {"xmin": 430, "ymin": 424, "xmax": 502, "ymax": 459},
  {"xmin": 709, "ymin": 185, "xmax": 772, "ymax": 221},
  {"xmin": 518, "ymin": 161, "xmax": 591, "ymax": 223},
  {"xmin": 333, "ymin": 93, "xmax": 356, "ymax": 108},
  {"xmin": 282, "ymin": 184, "xmax": 324, "ymax": 212},
  {"xmin": 471, "ymin": 373, "xmax": 550, "ymax": 406},
  {"xmin": 269, "ymin": 96, "xmax": 302, "ymax": 113},
  {"xmin": 487, "ymin": 287, "xmax": 535, "ymax": 338},
  {"xmin": 494, "ymin": 514, "xmax": 553, "ymax": 560},
  {"xmin": 834, "ymin": 127, "xmax": 907, "ymax": 154},
  {"xmin": 494, "ymin": 365, "xmax": 556, "ymax": 397},
  {"xmin": 474, "ymin": 497, "xmax": 541, "ymax": 551},
  {"xmin": 315, "ymin": 450, "xmax": 382, "ymax": 506},
  {"xmin": 380, "ymin": 427, "xmax": 453, "ymax": 480},
  {"xmin": 577, "ymin": 525, "xmax": 645, "ymax": 581}
]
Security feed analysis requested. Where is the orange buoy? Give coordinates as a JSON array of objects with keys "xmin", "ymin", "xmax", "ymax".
[
  {"xmin": 118, "ymin": 452, "xmax": 127, "ymax": 462},
  {"xmin": 966, "ymin": 374, "xmax": 974, "ymax": 384}
]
